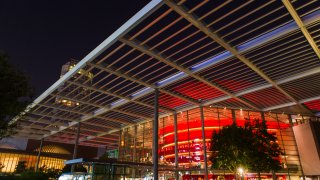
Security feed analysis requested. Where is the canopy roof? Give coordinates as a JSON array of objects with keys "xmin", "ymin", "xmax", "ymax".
[{"xmin": 12, "ymin": 0, "xmax": 320, "ymax": 148}]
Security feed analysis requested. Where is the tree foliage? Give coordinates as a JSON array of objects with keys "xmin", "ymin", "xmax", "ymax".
[
  {"xmin": 99, "ymin": 152, "xmax": 110, "ymax": 161},
  {"xmin": 9, "ymin": 163, "xmax": 61, "ymax": 179},
  {"xmin": 14, "ymin": 161, "xmax": 27, "ymax": 174},
  {"xmin": 0, "ymin": 52, "xmax": 33, "ymax": 138},
  {"xmin": 209, "ymin": 119, "xmax": 282, "ymax": 174}
]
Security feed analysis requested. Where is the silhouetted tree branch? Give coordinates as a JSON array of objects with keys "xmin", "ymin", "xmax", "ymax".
[{"xmin": 0, "ymin": 51, "xmax": 33, "ymax": 138}]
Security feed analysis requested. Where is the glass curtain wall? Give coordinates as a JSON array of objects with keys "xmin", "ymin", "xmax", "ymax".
[
  {"xmin": 119, "ymin": 121, "xmax": 153, "ymax": 164},
  {"xmin": 118, "ymin": 107, "xmax": 303, "ymax": 179},
  {"xmin": 264, "ymin": 112, "xmax": 303, "ymax": 176},
  {"xmin": 0, "ymin": 152, "xmax": 65, "ymax": 172},
  {"xmin": 119, "ymin": 121, "xmax": 154, "ymax": 179}
]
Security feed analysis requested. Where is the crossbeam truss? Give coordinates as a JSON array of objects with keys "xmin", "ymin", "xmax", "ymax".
[{"xmin": 12, "ymin": 0, "xmax": 320, "ymax": 147}]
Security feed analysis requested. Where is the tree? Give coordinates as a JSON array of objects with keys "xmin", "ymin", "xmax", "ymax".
[
  {"xmin": 15, "ymin": 161, "xmax": 27, "ymax": 174},
  {"xmin": 248, "ymin": 119, "xmax": 282, "ymax": 177},
  {"xmin": 209, "ymin": 119, "xmax": 282, "ymax": 179},
  {"xmin": 99, "ymin": 151, "xmax": 110, "ymax": 161},
  {"xmin": 0, "ymin": 52, "xmax": 33, "ymax": 138}
]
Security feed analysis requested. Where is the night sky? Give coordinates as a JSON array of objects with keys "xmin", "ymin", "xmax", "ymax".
[{"xmin": 0, "ymin": 0, "xmax": 150, "ymax": 96}]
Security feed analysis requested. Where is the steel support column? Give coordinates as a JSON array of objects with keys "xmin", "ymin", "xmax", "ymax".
[
  {"xmin": 232, "ymin": 109, "xmax": 236, "ymax": 124},
  {"xmin": 73, "ymin": 122, "xmax": 81, "ymax": 159},
  {"xmin": 35, "ymin": 138, "xmax": 44, "ymax": 172},
  {"xmin": 276, "ymin": 114, "xmax": 291, "ymax": 180},
  {"xmin": 132, "ymin": 125, "xmax": 137, "ymax": 179},
  {"xmin": 173, "ymin": 112, "xmax": 179, "ymax": 180},
  {"xmin": 153, "ymin": 89, "xmax": 159, "ymax": 180},
  {"xmin": 261, "ymin": 111, "xmax": 265, "ymax": 122},
  {"xmin": 71, "ymin": 122, "xmax": 81, "ymax": 173},
  {"xmin": 118, "ymin": 130, "xmax": 122, "ymax": 160},
  {"xmin": 200, "ymin": 106, "xmax": 208, "ymax": 180}
]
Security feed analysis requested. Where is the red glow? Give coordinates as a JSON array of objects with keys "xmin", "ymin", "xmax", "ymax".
[
  {"xmin": 242, "ymin": 87, "xmax": 291, "ymax": 107},
  {"xmin": 159, "ymin": 93, "xmax": 187, "ymax": 108},
  {"xmin": 215, "ymin": 79, "xmax": 254, "ymax": 92},
  {"xmin": 173, "ymin": 81, "xmax": 223, "ymax": 101},
  {"xmin": 158, "ymin": 79, "xmax": 255, "ymax": 109},
  {"xmin": 159, "ymin": 118, "xmax": 290, "ymax": 164},
  {"xmin": 304, "ymin": 99, "xmax": 320, "ymax": 111}
]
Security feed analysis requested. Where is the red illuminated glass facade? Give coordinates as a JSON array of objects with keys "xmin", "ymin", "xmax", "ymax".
[{"xmin": 119, "ymin": 107, "xmax": 303, "ymax": 179}]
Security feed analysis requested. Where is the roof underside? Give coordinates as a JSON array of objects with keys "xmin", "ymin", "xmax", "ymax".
[{"xmin": 13, "ymin": 0, "xmax": 320, "ymax": 148}]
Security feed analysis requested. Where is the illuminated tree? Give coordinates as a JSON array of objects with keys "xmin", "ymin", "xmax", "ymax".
[
  {"xmin": 0, "ymin": 52, "xmax": 33, "ymax": 138},
  {"xmin": 209, "ymin": 119, "xmax": 282, "ymax": 179}
]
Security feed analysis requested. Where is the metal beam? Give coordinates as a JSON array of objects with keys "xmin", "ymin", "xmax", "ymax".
[
  {"xmin": 282, "ymin": 0, "xmax": 320, "ymax": 60},
  {"xmin": 209, "ymin": 66, "xmax": 320, "ymax": 104},
  {"xmin": 164, "ymin": 0, "xmax": 308, "ymax": 111},
  {"xmin": 83, "ymin": 121, "xmax": 116, "ymax": 130},
  {"xmin": 111, "ymin": 109, "xmax": 152, "ymax": 120},
  {"xmin": 43, "ymin": 92, "xmax": 141, "ymax": 138},
  {"xmin": 19, "ymin": 128, "xmax": 51, "ymax": 135},
  {"xmin": 38, "ymin": 103, "xmax": 89, "ymax": 116},
  {"xmin": 61, "ymin": 127, "xmax": 105, "ymax": 140},
  {"xmin": 25, "ymin": 115, "xmax": 116, "ymax": 130},
  {"xmin": 51, "ymin": 92, "xmax": 104, "ymax": 108},
  {"xmin": 82, "ymin": 130, "xmax": 120, "ymax": 143},
  {"xmin": 31, "ymin": 112, "xmax": 75, "ymax": 122},
  {"xmin": 67, "ymin": 81, "xmax": 175, "ymax": 113},
  {"xmin": 35, "ymin": 103, "xmax": 137, "ymax": 127},
  {"xmin": 276, "ymin": 67, "xmax": 320, "ymax": 84},
  {"xmin": 9, "ymin": 0, "xmax": 164, "ymax": 125},
  {"xmin": 31, "ymin": 112, "xmax": 126, "ymax": 139},
  {"xmin": 99, "ymin": 116, "xmax": 135, "ymax": 125},
  {"xmin": 25, "ymin": 117, "xmax": 52, "ymax": 125},
  {"xmin": 33, "ymin": 108, "xmax": 134, "ymax": 126},
  {"xmin": 90, "ymin": 62, "xmax": 200, "ymax": 105},
  {"xmin": 88, "ymin": 133, "xmax": 119, "ymax": 139},
  {"xmin": 87, "ymin": 138, "xmax": 118, "ymax": 143},
  {"xmin": 47, "ymin": 137, "xmax": 107, "ymax": 147},
  {"xmin": 73, "ymin": 127, "xmax": 109, "ymax": 134},
  {"xmin": 120, "ymin": 38, "xmax": 259, "ymax": 110},
  {"xmin": 263, "ymin": 95, "xmax": 320, "ymax": 111},
  {"xmin": 13, "ymin": 133, "xmax": 43, "ymax": 139}
]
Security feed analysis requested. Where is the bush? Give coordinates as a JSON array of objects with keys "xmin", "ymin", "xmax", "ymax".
[
  {"xmin": 14, "ymin": 161, "xmax": 27, "ymax": 174},
  {"xmin": 19, "ymin": 171, "xmax": 48, "ymax": 180},
  {"xmin": 2, "ymin": 164, "xmax": 62, "ymax": 180}
]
